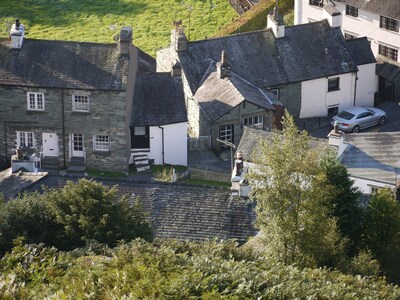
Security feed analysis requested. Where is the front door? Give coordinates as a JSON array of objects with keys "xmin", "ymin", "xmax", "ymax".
[
  {"xmin": 131, "ymin": 126, "xmax": 150, "ymax": 149},
  {"xmin": 71, "ymin": 133, "xmax": 84, "ymax": 157},
  {"xmin": 42, "ymin": 132, "xmax": 59, "ymax": 157}
]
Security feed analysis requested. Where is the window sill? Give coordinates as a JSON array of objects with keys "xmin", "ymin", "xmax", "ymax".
[
  {"xmin": 328, "ymin": 88, "xmax": 340, "ymax": 93},
  {"xmin": 379, "ymin": 28, "xmax": 400, "ymax": 35},
  {"xmin": 27, "ymin": 110, "xmax": 45, "ymax": 113},
  {"xmin": 72, "ymin": 111, "xmax": 90, "ymax": 114}
]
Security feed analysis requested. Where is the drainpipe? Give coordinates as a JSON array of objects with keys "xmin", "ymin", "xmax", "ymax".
[
  {"xmin": 61, "ymin": 89, "xmax": 66, "ymax": 168},
  {"xmin": 158, "ymin": 126, "xmax": 165, "ymax": 164},
  {"xmin": 353, "ymin": 71, "xmax": 358, "ymax": 106}
]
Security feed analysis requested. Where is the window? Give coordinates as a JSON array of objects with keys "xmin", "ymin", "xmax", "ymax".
[
  {"xmin": 219, "ymin": 124, "xmax": 233, "ymax": 146},
  {"xmin": 244, "ymin": 115, "xmax": 264, "ymax": 128},
  {"xmin": 27, "ymin": 92, "xmax": 44, "ymax": 111},
  {"xmin": 270, "ymin": 88, "xmax": 280, "ymax": 99},
  {"xmin": 345, "ymin": 5, "xmax": 358, "ymax": 17},
  {"xmin": 72, "ymin": 95, "xmax": 89, "ymax": 112},
  {"xmin": 327, "ymin": 106, "xmax": 338, "ymax": 118},
  {"xmin": 344, "ymin": 32, "xmax": 357, "ymax": 40},
  {"xmin": 17, "ymin": 131, "xmax": 35, "ymax": 148},
  {"xmin": 328, "ymin": 77, "xmax": 340, "ymax": 92},
  {"xmin": 379, "ymin": 44, "xmax": 398, "ymax": 61},
  {"xmin": 93, "ymin": 135, "xmax": 110, "ymax": 151},
  {"xmin": 380, "ymin": 16, "xmax": 399, "ymax": 32},
  {"xmin": 309, "ymin": 0, "xmax": 323, "ymax": 7}
]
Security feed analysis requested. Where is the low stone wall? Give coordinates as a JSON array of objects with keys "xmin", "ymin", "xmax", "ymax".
[{"xmin": 189, "ymin": 167, "xmax": 230, "ymax": 183}]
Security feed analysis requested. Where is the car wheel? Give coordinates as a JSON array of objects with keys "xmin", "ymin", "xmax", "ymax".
[
  {"xmin": 352, "ymin": 125, "xmax": 360, "ymax": 133},
  {"xmin": 378, "ymin": 116, "xmax": 386, "ymax": 125}
]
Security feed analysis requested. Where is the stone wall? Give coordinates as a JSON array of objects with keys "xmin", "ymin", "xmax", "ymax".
[
  {"xmin": 0, "ymin": 85, "xmax": 130, "ymax": 172},
  {"xmin": 210, "ymin": 101, "xmax": 274, "ymax": 151},
  {"xmin": 271, "ymin": 82, "xmax": 301, "ymax": 118}
]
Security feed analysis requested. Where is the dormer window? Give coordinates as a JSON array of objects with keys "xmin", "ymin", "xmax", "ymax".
[
  {"xmin": 27, "ymin": 92, "xmax": 44, "ymax": 111},
  {"xmin": 72, "ymin": 95, "xmax": 89, "ymax": 112}
]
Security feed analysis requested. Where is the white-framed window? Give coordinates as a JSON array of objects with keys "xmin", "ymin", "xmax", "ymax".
[
  {"xmin": 93, "ymin": 135, "xmax": 110, "ymax": 151},
  {"xmin": 72, "ymin": 95, "xmax": 90, "ymax": 112},
  {"xmin": 379, "ymin": 44, "xmax": 398, "ymax": 61},
  {"xmin": 309, "ymin": 0, "xmax": 323, "ymax": 7},
  {"xmin": 380, "ymin": 16, "xmax": 399, "ymax": 32},
  {"xmin": 345, "ymin": 5, "xmax": 358, "ymax": 17},
  {"xmin": 219, "ymin": 124, "xmax": 233, "ymax": 146},
  {"xmin": 328, "ymin": 77, "xmax": 340, "ymax": 92},
  {"xmin": 344, "ymin": 32, "xmax": 357, "ymax": 40},
  {"xmin": 244, "ymin": 115, "xmax": 264, "ymax": 127},
  {"xmin": 17, "ymin": 131, "xmax": 35, "ymax": 148},
  {"xmin": 27, "ymin": 92, "xmax": 44, "ymax": 111},
  {"xmin": 270, "ymin": 88, "xmax": 280, "ymax": 99}
]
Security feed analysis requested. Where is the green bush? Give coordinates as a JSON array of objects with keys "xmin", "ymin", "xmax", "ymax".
[{"xmin": 0, "ymin": 179, "xmax": 152, "ymax": 254}]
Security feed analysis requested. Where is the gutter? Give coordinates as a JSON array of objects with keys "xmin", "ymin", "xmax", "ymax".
[
  {"xmin": 158, "ymin": 126, "xmax": 165, "ymax": 164},
  {"xmin": 353, "ymin": 71, "xmax": 358, "ymax": 106}
]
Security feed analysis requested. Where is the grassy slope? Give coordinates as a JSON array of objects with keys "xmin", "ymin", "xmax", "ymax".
[{"xmin": 0, "ymin": 0, "xmax": 237, "ymax": 56}]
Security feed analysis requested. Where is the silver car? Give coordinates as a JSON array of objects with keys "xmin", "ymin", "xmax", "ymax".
[{"xmin": 330, "ymin": 106, "xmax": 386, "ymax": 133}]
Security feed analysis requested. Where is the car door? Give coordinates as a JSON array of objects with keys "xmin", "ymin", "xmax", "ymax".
[{"xmin": 356, "ymin": 112, "xmax": 371, "ymax": 129}]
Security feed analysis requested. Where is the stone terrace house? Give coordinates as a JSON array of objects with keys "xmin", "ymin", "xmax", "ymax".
[
  {"xmin": 130, "ymin": 72, "xmax": 188, "ymax": 168},
  {"xmin": 157, "ymin": 15, "xmax": 376, "ymax": 147},
  {"xmin": 0, "ymin": 22, "xmax": 154, "ymax": 173}
]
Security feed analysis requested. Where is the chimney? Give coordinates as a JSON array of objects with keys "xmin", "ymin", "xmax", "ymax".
[
  {"xmin": 267, "ymin": 5, "xmax": 285, "ymax": 38},
  {"xmin": 171, "ymin": 20, "xmax": 187, "ymax": 52},
  {"xmin": 171, "ymin": 60, "xmax": 182, "ymax": 77},
  {"xmin": 9, "ymin": 19, "xmax": 25, "ymax": 49},
  {"xmin": 217, "ymin": 50, "xmax": 231, "ymax": 79},
  {"xmin": 119, "ymin": 26, "xmax": 132, "ymax": 55},
  {"xmin": 323, "ymin": 4, "xmax": 342, "ymax": 28}
]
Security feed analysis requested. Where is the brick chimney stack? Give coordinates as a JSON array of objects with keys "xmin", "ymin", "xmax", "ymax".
[
  {"xmin": 119, "ymin": 26, "xmax": 132, "ymax": 56},
  {"xmin": 10, "ymin": 19, "xmax": 25, "ymax": 49}
]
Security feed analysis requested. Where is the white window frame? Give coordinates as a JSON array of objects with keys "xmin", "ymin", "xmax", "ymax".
[
  {"xmin": 270, "ymin": 88, "xmax": 280, "ymax": 99},
  {"xmin": 345, "ymin": 5, "xmax": 358, "ymax": 18},
  {"xmin": 328, "ymin": 77, "xmax": 340, "ymax": 92},
  {"xmin": 72, "ymin": 95, "xmax": 90, "ymax": 112},
  {"xmin": 244, "ymin": 115, "xmax": 264, "ymax": 127},
  {"xmin": 219, "ymin": 124, "xmax": 233, "ymax": 146},
  {"xmin": 27, "ymin": 92, "xmax": 45, "ymax": 111},
  {"xmin": 379, "ymin": 44, "xmax": 398, "ymax": 61},
  {"xmin": 380, "ymin": 16, "xmax": 399, "ymax": 32},
  {"xmin": 17, "ymin": 131, "xmax": 35, "ymax": 148},
  {"xmin": 93, "ymin": 134, "xmax": 110, "ymax": 151}
]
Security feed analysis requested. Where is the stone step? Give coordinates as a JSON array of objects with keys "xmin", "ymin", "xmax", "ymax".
[{"xmin": 69, "ymin": 157, "xmax": 85, "ymax": 166}]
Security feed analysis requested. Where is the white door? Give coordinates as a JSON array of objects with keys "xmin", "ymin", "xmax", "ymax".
[
  {"xmin": 42, "ymin": 132, "xmax": 59, "ymax": 157},
  {"xmin": 71, "ymin": 133, "xmax": 84, "ymax": 157}
]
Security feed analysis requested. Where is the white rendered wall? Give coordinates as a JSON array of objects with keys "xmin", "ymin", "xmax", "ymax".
[
  {"xmin": 355, "ymin": 63, "xmax": 377, "ymax": 107},
  {"xmin": 300, "ymin": 73, "xmax": 355, "ymax": 118},
  {"xmin": 351, "ymin": 176, "xmax": 394, "ymax": 195},
  {"xmin": 149, "ymin": 123, "xmax": 187, "ymax": 166},
  {"xmin": 295, "ymin": 0, "xmax": 400, "ymax": 62}
]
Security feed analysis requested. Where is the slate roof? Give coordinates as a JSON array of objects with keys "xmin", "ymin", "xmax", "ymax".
[
  {"xmin": 346, "ymin": 38, "xmax": 376, "ymax": 66},
  {"xmin": 178, "ymin": 20, "xmax": 359, "ymax": 93},
  {"xmin": 0, "ymin": 38, "xmax": 130, "ymax": 90},
  {"xmin": 23, "ymin": 176, "xmax": 257, "ymax": 243},
  {"xmin": 138, "ymin": 49, "xmax": 156, "ymax": 73},
  {"xmin": 376, "ymin": 60, "xmax": 400, "ymax": 82},
  {"xmin": 339, "ymin": 0, "xmax": 400, "ymax": 20},
  {"xmin": 340, "ymin": 132, "xmax": 400, "ymax": 184},
  {"xmin": 131, "ymin": 73, "xmax": 187, "ymax": 126},
  {"xmin": 194, "ymin": 66, "xmax": 279, "ymax": 122}
]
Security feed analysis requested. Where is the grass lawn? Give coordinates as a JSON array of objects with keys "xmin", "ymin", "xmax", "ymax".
[{"xmin": 0, "ymin": 0, "xmax": 237, "ymax": 56}]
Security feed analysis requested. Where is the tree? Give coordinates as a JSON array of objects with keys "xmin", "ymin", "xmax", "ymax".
[
  {"xmin": 248, "ymin": 112, "xmax": 345, "ymax": 268},
  {"xmin": 362, "ymin": 187, "xmax": 400, "ymax": 283},
  {"xmin": 321, "ymin": 154, "xmax": 363, "ymax": 255}
]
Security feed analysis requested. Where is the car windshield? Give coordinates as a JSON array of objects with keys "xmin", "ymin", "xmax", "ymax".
[{"xmin": 336, "ymin": 111, "xmax": 355, "ymax": 120}]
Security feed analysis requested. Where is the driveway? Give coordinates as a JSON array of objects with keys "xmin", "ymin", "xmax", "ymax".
[{"xmin": 309, "ymin": 101, "xmax": 400, "ymax": 139}]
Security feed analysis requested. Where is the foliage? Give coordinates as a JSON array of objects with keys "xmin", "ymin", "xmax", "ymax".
[
  {"xmin": 0, "ymin": 0, "xmax": 236, "ymax": 56},
  {"xmin": 213, "ymin": 0, "xmax": 294, "ymax": 37},
  {"xmin": 321, "ymin": 153, "xmax": 363, "ymax": 255},
  {"xmin": 86, "ymin": 168, "xmax": 127, "ymax": 178},
  {"xmin": 348, "ymin": 250, "xmax": 381, "ymax": 278},
  {"xmin": 248, "ymin": 112, "xmax": 345, "ymax": 268},
  {"xmin": 362, "ymin": 188, "xmax": 400, "ymax": 283},
  {"xmin": 0, "ymin": 240, "xmax": 399, "ymax": 299},
  {"xmin": 0, "ymin": 179, "xmax": 151, "ymax": 254}
]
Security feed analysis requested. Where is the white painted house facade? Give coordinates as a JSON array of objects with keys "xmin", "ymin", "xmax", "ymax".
[{"xmin": 295, "ymin": 0, "xmax": 400, "ymax": 63}]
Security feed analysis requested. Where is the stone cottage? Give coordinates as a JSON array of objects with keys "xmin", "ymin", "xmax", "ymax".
[{"xmin": 0, "ymin": 21, "xmax": 154, "ymax": 173}]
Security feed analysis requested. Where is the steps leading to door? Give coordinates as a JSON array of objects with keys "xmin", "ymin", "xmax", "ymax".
[
  {"xmin": 41, "ymin": 156, "xmax": 60, "ymax": 172},
  {"xmin": 131, "ymin": 149, "xmax": 150, "ymax": 173},
  {"xmin": 67, "ymin": 156, "xmax": 86, "ymax": 174}
]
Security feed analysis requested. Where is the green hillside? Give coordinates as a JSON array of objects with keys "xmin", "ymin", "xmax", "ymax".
[{"xmin": 0, "ymin": 0, "xmax": 237, "ymax": 56}]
